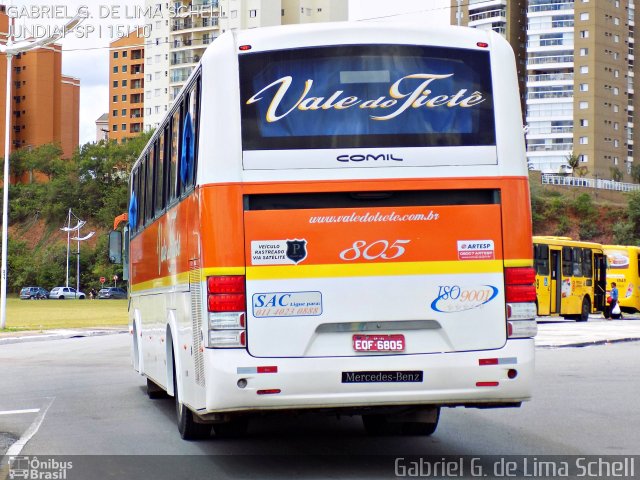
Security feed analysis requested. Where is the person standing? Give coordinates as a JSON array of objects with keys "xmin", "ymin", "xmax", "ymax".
[{"xmin": 606, "ymin": 282, "xmax": 619, "ymax": 319}]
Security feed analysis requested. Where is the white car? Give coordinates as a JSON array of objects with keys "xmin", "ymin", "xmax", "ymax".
[{"xmin": 49, "ymin": 286, "xmax": 86, "ymax": 299}]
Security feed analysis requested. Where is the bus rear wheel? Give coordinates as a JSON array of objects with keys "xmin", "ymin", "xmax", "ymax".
[
  {"xmin": 362, "ymin": 408, "xmax": 440, "ymax": 436},
  {"xmin": 577, "ymin": 297, "xmax": 590, "ymax": 322},
  {"xmin": 173, "ymin": 361, "xmax": 211, "ymax": 440}
]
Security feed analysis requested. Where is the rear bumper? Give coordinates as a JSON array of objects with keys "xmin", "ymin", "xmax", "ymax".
[{"xmin": 200, "ymin": 339, "xmax": 534, "ymax": 413}]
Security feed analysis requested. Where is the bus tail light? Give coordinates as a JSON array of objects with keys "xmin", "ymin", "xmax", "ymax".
[
  {"xmin": 505, "ymin": 267, "xmax": 537, "ymax": 338},
  {"xmin": 207, "ymin": 275, "xmax": 247, "ymax": 348}
]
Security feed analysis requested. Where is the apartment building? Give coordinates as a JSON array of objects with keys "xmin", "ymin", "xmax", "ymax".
[
  {"xmin": 0, "ymin": 6, "xmax": 80, "ymax": 164},
  {"xmin": 454, "ymin": 0, "xmax": 640, "ymax": 182},
  {"xmin": 450, "ymin": 0, "xmax": 528, "ymax": 120},
  {"xmin": 143, "ymin": 0, "xmax": 347, "ymax": 132},
  {"xmin": 109, "ymin": 29, "xmax": 146, "ymax": 143}
]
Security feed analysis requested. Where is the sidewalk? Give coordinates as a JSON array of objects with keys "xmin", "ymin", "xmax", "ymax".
[
  {"xmin": 535, "ymin": 316, "xmax": 640, "ymax": 348},
  {"xmin": 0, "ymin": 327, "xmax": 128, "ymax": 345}
]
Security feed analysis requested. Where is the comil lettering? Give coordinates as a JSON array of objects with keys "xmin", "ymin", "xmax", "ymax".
[{"xmin": 246, "ymin": 74, "xmax": 486, "ymax": 123}]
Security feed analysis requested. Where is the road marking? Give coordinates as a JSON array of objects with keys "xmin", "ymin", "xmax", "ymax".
[
  {"xmin": 0, "ymin": 409, "xmax": 40, "ymax": 416},
  {"xmin": 6, "ymin": 397, "xmax": 55, "ymax": 457}
]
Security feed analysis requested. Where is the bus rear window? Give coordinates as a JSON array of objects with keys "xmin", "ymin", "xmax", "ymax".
[{"xmin": 239, "ymin": 44, "xmax": 495, "ymax": 151}]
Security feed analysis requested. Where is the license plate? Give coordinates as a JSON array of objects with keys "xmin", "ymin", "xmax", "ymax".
[{"xmin": 352, "ymin": 334, "xmax": 405, "ymax": 352}]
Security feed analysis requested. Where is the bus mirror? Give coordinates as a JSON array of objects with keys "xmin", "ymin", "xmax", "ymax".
[{"xmin": 109, "ymin": 231, "xmax": 123, "ymax": 264}]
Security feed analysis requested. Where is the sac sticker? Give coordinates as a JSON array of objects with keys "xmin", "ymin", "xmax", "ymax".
[
  {"xmin": 252, "ymin": 291, "xmax": 322, "ymax": 317},
  {"xmin": 457, "ymin": 240, "xmax": 495, "ymax": 260},
  {"xmin": 430, "ymin": 285, "xmax": 499, "ymax": 313},
  {"xmin": 251, "ymin": 239, "xmax": 307, "ymax": 265}
]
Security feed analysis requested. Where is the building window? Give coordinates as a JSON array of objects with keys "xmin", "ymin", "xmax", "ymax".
[
  {"xmin": 112, "ymin": 110, "xmax": 118, "ymax": 117},
  {"xmin": 614, "ymin": 87, "xmax": 619, "ymax": 95},
  {"xmin": 122, "ymin": 80, "xmax": 128, "ymax": 87},
  {"xmin": 231, "ymin": 10, "xmax": 237, "ymax": 18},
  {"xmin": 123, "ymin": 51, "xmax": 128, "ymax": 58},
  {"xmin": 579, "ymin": 154, "xmax": 588, "ymax": 163},
  {"xmin": 580, "ymin": 119, "xmax": 588, "ymax": 127},
  {"xmin": 122, "ymin": 94, "xmax": 127, "ymax": 101},
  {"xmin": 112, "ymin": 125, "xmax": 118, "ymax": 132},
  {"xmin": 579, "ymin": 136, "xmax": 589, "ymax": 145},
  {"xmin": 614, "ymin": 139, "xmax": 620, "ymax": 147},
  {"xmin": 614, "ymin": 122, "xmax": 620, "ymax": 130},
  {"xmin": 113, "ymin": 95, "xmax": 118, "ymax": 102},
  {"xmin": 249, "ymin": 9, "xmax": 257, "ymax": 17},
  {"xmin": 122, "ymin": 124, "xmax": 127, "ymax": 131},
  {"xmin": 122, "ymin": 65, "xmax": 128, "ymax": 72},
  {"xmin": 614, "ymin": 35, "xmax": 620, "ymax": 43},
  {"xmin": 113, "ymin": 81, "xmax": 118, "ymax": 88},
  {"xmin": 122, "ymin": 109, "xmax": 126, "ymax": 116},
  {"xmin": 580, "ymin": 12, "xmax": 589, "ymax": 20},
  {"xmin": 614, "ymin": 104, "xmax": 620, "ymax": 112},
  {"xmin": 281, "ymin": 9, "xmax": 284, "ymax": 16},
  {"xmin": 580, "ymin": 48, "xmax": 588, "ymax": 56},
  {"xmin": 113, "ymin": 52, "xmax": 118, "ymax": 59},
  {"xmin": 580, "ymin": 83, "xmax": 589, "ymax": 91},
  {"xmin": 580, "ymin": 66, "xmax": 589, "ymax": 74},
  {"xmin": 579, "ymin": 101, "xmax": 588, "ymax": 109},
  {"xmin": 113, "ymin": 66, "xmax": 118, "ymax": 73},
  {"xmin": 614, "ymin": 17, "xmax": 620, "ymax": 25},
  {"xmin": 580, "ymin": 30, "xmax": 589, "ymax": 38}
]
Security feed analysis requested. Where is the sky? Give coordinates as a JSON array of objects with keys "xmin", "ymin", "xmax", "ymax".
[{"xmin": 7, "ymin": 0, "xmax": 450, "ymax": 145}]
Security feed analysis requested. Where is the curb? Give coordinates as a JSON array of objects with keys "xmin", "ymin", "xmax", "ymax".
[
  {"xmin": 0, "ymin": 329, "xmax": 128, "ymax": 345},
  {"xmin": 536, "ymin": 337, "xmax": 640, "ymax": 349}
]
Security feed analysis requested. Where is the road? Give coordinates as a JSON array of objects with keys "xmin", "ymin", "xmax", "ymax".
[{"xmin": 1, "ymin": 331, "xmax": 639, "ymax": 479}]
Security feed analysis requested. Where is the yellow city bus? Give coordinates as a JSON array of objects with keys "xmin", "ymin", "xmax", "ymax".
[
  {"xmin": 533, "ymin": 237, "xmax": 607, "ymax": 321},
  {"xmin": 604, "ymin": 245, "xmax": 640, "ymax": 313}
]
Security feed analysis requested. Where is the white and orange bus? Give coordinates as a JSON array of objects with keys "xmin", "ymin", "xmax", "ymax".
[{"xmin": 110, "ymin": 22, "xmax": 536, "ymax": 439}]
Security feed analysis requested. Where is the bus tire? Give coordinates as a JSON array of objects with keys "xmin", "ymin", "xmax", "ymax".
[
  {"xmin": 577, "ymin": 297, "xmax": 590, "ymax": 322},
  {"xmin": 146, "ymin": 378, "xmax": 167, "ymax": 399},
  {"xmin": 173, "ymin": 359, "xmax": 211, "ymax": 440},
  {"xmin": 401, "ymin": 408, "xmax": 440, "ymax": 436},
  {"xmin": 362, "ymin": 415, "xmax": 397, "ymax": 435},
  {"xmin": 213, "ymin": 418, "xmax": 249, "ymax": 438}
]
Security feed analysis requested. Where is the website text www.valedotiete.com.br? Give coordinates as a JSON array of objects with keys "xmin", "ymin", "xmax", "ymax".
[{"xmin": 308, "ymin": 211, "xmax": 440, "ymax": 224}]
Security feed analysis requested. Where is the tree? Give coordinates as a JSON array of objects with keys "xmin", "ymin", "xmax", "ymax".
[
  {"xmin": 631, "ymin": 163, "xmax": 640, "ymax": 184},
  {"xmin": 566, "ymin": 151, "xmax": 580, "ymax": 176},
  {"xmin": 610, "ymin": 166, "xmax": 623, "ymax": 182}
]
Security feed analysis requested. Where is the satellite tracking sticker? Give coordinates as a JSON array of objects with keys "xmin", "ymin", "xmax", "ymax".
[
  {"xmin": 251, "ymin": 239, "xmax": 308, "ymax": 265},
  {"xmin": 457, "ymin": 240, "xmax": 495, "ymax": 260}
]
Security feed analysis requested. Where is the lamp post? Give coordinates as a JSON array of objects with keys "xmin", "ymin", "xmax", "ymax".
[
  {"xmin": 71, "ymin": 229, "xmax": 95, "ymax": 297},
  {"xmin": 0, "ymin": 10, "xmax": 86, "ymax": 328},
  {"xmin": 60, "ymin": 209, "xmax": 86, "ymax": 289}
]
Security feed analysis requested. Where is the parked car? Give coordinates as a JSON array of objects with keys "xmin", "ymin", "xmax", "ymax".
[
  {"xmin": 19, "ymin": 286, "xmax": 49, "ymax": 300},
  {"xmin": 49, "ymin": 286, "xmax": 86, "ymax": 300},
  {"xmin": 97, "ymin": 287, "xmax": 127, "ymax": 299}
]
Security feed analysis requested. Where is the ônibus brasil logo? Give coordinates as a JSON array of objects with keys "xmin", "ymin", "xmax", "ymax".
[{"xmin": 431, "ymin": 285, "xmax": 499, "ymax": 313}]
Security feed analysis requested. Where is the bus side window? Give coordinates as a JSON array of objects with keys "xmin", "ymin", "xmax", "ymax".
[
  {"xmin": 138, "ymin": 159, "xmax": 146, "ymax": 232},
  {"xmin": 145, "ymin": 146, "xmax": 155, "ymax": 224},
  {"xmin": 169, "ymin": 108, "xmax": 181, "ymax": 204},
  {"xmin": 562, "ymin": 246, "xmax": 572, "ymax": 277},
  {"xmin": 534, "ymin": 244, "xmax": 549, "ymax": 275},
  {"xmin": 154, "ymin": 135, "xmax": 164, "ymax": 216},
  {"xmin": 572, "ymin": 247, "xmax": 583, "ymax": 277},
  {"xmin": 130, "ymin": 168, "xmax": 138, "ymax": 236},
  {"xmin": 583, "ymin": 249, "xmax": 593, "ymax": 277}
]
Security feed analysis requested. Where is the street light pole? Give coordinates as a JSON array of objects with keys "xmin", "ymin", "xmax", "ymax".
[
  {"xmin": 0, "ymin": 4, "xmax": 14, "ymax": 330},
  {"xmin": 71, "ymin": 228, "xmax": 95, "ymax": 298},
  {"xmin": 0, "ymin": 11, "xmax": 87, "ymax": 328}
]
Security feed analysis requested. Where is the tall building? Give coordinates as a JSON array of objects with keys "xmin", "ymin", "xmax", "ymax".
[
  {"xmin": 109, "ymin": 29, "xmax": 146, "ymax": 144},
  {"xmin": 0, "ymin": 6, "xmax": 80, "ymax": 164},
  {"xmin": 454, "ymin": 0, "xmax": 639, "ymax": 182},
  {"xmin": 95, "ymin": 113, "xmax": 109, "ymax": 143},
  {"xmin": 450, "ymin": 0, "xmax": 527, "ymax": 119},
  {"xmin": 143, "ymin": 0, "xmax": 171, "ymax": 132},
  {"xmin": 525, "ymin": 0, "xmax": 638, "ymax": 180},
  {"xmin": 143, "ymin": 0, "xmax": 347, "ymax": 133}
]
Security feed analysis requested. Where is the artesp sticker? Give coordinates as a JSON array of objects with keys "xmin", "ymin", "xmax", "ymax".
[{"xmin": 457, "ymin": 240, "xmax": 495, "ymax": 260}]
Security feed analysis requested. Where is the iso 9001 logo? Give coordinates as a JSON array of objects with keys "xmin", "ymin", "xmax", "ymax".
[{"xmin": 9, "ymin": 456, "xmax": 72, "ymax": 479}]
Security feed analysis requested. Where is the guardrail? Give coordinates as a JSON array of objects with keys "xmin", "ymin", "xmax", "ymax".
[{"xmin": 541, "ymin": 174, "xmax": 640, "ymax": 192}]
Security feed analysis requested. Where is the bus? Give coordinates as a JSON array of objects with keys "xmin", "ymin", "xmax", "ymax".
[
  {"xmin": 109, "ymin": 22, "xmax": 537, "ymax": 439},
  {"xmin": 604, "ymin": 245, "xmax": 640, "ymax": 313},
  {"xmin": 533, "ymin": 237, "xmax": 607, "ymax": 321}
]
